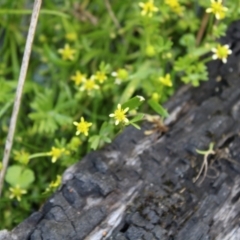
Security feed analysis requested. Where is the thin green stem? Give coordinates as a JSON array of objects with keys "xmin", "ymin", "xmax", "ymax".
[
  {"xmin": 29, "ymin": 152, "xmax": 50, "ymax": 160},
  {"xmin": 0, "ymin": 9, "xmax": 69, "ymax": 18}
]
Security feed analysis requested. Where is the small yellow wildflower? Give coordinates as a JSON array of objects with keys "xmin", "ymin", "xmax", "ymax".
[
  {"xmin": 71, "ymin": 71, "xmax": 86, "ymax": 86},
  {"xmin": 13, "ymin": 149, "xmax": 30, "ymax": 165},
  {"xmin": 80, "ymin": 77, "xmax": 99, "ymax": 93},
  {"xmin": 50, "ymin": 175, "xmax": 62, "ymax": 188},
  {"xmin": 48, "ymin": 147, "xmax": 66, "ymax": 163},
  {"xmin": 58, "ymin": 44, "xmax": 76, "ymax": 61},
  {"xmin": 206, "ymin": 0, "xmax": 228, "ymax": 20},
  {"xmin": 9, "ymin": 185, "xmax": 27, "ymax": 202},
  {"xmin": 139, "ymin": 0, "xmax": 158, "ymax": 17},
  {"xmin": 109, "ymin": 104, "xmax": 129, "ymax": 125},
  {"xmin": 159, "ymin": 74, "xmax": 173, "ymax": 87},
  {"xmin": 111, "ymin": 68, "xmax": 128, "ymax": 85},
  {"xmin": 165, "ymin": 0, "xmax": 183, "ymax": 14},
  {"xmin": 45, "ymin": 175, "xmax": 62, "ymax": 193},
  {"xmin": 73, "ymin": 117, "xmax": 92, "ymax": 136},
  {"xmin": 211, "ymin": 44, "xmax": 232, "ymax": 63},
  {"xmin": 65, "ymin": 32, "xmax": 77, "ymax": 41},
  {"xmin": 0, "ymin": 162, "xmax": 2, "ymax": 171},
  {"xmin": 95, "ymin": 71, "xmax": 107, "ymax": 84}
]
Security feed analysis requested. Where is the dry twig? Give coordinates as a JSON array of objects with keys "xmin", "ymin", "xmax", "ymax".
[{"xmin": 0, "ymin": 0, "xmax": 42, "ymax": 197}]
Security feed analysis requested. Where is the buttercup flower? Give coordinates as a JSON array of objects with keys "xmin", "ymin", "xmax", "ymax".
[
  {"xmin": 45, "ymin": 175, "xmax": 62, "ymax": 193},
  {"xmin": 48, "ymin": 147, "xmax": 66, "ymax": 163},
  {"xmin": 159, "ymin": 74, "xmax": 173, "ymax": 87},
  {"xmin": 49, "ymin": 175, "xmax": 62, "ymax": 188},
  {"xmin": 80, "ymin": 76, "xmax": 99, "ymax": 93},
  {"xmin": 58, "ymin": 44, "xmax": 76, "ymax": 61},
  {"xmin": 165, "ymin": 0, "xmax": 183, "ymax": 14},
  {"xmin": 211, "ymin": 44, "xmax": 232, "ymax": 63},
  {"xmin": 71, "ymin": 71, "xmax": 86, "ymax": 86},
  {"xmin": 111, "ymin": 68, "xmax": 128, "ymax": 84},
  {"xmin": 109, "ymin": 104, "xmax": 129, "ymax": 125},
  {"xmin": 206, "ymin": 0, "xmax": 228, "ymax": 20},
  {"xmin": 95, "ymin": 71, "xmax": 107, "ymax": 84},
  {"xmin": 139, "ymin": 0, "xmax": 158, "ymax": 17},
  {"xmin": 13, "ymin": 149, "xmax": 30, "ymax": 165},
  {"xmin": 9, "ymin": 185, "xmax": 27, "ymax": 202},
  {"xmin": 73, "ymin": 117, "xmax": 92, "ymax": 136}
]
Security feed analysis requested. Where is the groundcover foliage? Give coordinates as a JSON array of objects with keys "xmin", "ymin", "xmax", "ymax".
[{"xmin": 0, "ymin": 0, "xmax": 239, "ymax": 229}]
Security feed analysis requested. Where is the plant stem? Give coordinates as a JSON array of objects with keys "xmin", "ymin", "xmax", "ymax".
[
  {"xmin": 104, "ymin": 0, "xmax": 121, "ymax": 29},
  {"xmin": 0, "ymin": 0, "xmax": 42, "ymax": 198}
]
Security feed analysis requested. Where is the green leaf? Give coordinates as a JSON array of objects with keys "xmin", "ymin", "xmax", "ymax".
[
  {"xmin": 99, "ymin": 61, "xmax": 111, "ymax": 73},
  {"xmin": 99, "ymin": 122, "xmax": 112, "ymax": 135},
  {"xmin": 89, "ymin": 135, "xmax": 100, "ymax": 150},
  {"xmin": 179, "ymin": 34, "xmax": 195, "ymax": 49},
  {"xmin": 148, "ymin": 99, "xmax": 169, "ymax": 118},
  {"xmin": 102, "ymin": 137, "xmax": 112, "ymax": 143},
  {"xmin": 196, "ymin": 149, "xmax": 208, "ymax": 155},
  {"xmin": 130, "ymin": 122, "xmax": 141, "ymax": 129},
  {"xmin": 19, "ymin": 169, "xmax": 35, "ymax": 188},
  {"xmin": 5, "ymin": 165, "xmax": 21, "ymax": 186},
  {"xmin": 129, "ymin": 113, "xmax": 144, "ymax": 123},
  {"xmin": 5, "ymin": 165, "xmax": 35, "ymax": 188},
  {"xmin": 122, "ymin": 96, "xmax": 145, "ymax": 111},
  {"xmin": 120, "ymin": 63, "xmax": 154, "ymax": 103}
]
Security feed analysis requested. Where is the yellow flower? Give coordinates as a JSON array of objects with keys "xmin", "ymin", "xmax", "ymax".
[
  {"xmin": 159, "ymin": 74, "xmax": 173, "ymax": 87},
  {"xmin": 211, "ymin": 44, "xmax": 232, "ymax": 63},
  {"xmin": 65, "ymin": 32, "xmax": 77, "ymax": 41},
  {"xmin": 111, "ymin": 68, "xmax": 128, "ymax": 85},
  {"xmin": 80, "ymin": 76, "xmax": 99, "ymax": 93},
  {"xmin": 206, "ymin": 0, "xmax": 228, "ymax": 20},
  {"xmin": 44, "ymin": 175, "xmax": 62, "ymax": 193},
  {"xmin": 139, "ymin": 0, "xmax": 159, "ymax": 17},
  {"xmin": 58, "ymin": 44, "xmax": 76, "ymax": 61},
  {"xmin": 73, "ymin": 117, "xmax": 92, "ymax": 136},
  {"xmin": 71, "ymin": 71, "xmax": 86, "ymax": 86},
  {"xmin": 95, "ymin": 71, "xmax": 107, "ymax": 84},
  {"xmin": 109, "ymin": 104, "xmax": 129, "ymax": 125},
  {"xmin": 49, "ymin": 175, "xmax": 62, "ymax": 188},
  {"xmin": 0, "ymin": 162, "xmax": 2, "ymax": 171},
  {"xmin": 48, "ymin": 147, "xmax": 65, "ymax": 163},
  {"xmin": 165, "ymin": 0, "xmax": 183, "ymax": 14},
  {"xmin": 9, "ymin": 185, "xmax": 27, "ymax": 202},
  {"xmin": 13, "ymin": 149, "xmax": 30, "ymax": 165}
]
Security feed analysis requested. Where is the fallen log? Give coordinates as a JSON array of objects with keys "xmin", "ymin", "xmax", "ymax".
[{"xmin": 1, "ymin": 20, "xmax": 240, "ymax": 240}]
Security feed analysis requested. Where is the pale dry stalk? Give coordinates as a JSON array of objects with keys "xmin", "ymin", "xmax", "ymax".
[{"xmin": 0, "ymin": 0, "xmax": 42, "ymax": 197}]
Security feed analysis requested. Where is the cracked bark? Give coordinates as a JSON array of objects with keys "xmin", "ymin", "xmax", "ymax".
[{"xmin": 1, "ymin": 20, "xmax": 240, "ymax": 240}]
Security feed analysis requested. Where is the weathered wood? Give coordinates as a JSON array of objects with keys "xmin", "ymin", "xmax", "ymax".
[{"xmin": 1, "ymin": 20, "xmax": 240, "ymax": 240}]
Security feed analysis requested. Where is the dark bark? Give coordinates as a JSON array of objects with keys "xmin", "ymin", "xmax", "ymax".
[{"xmin": 1, "ymin": 20, "xmax": 240, "ymax": 240}]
